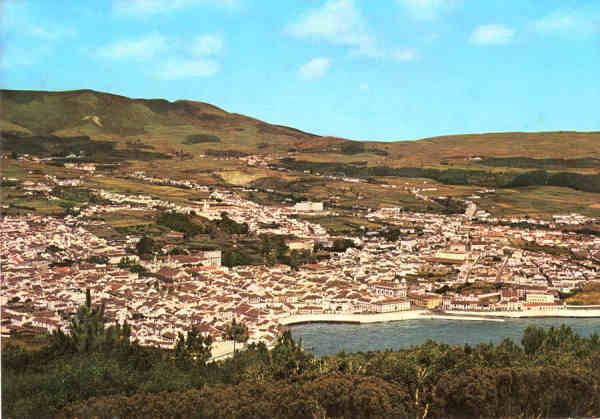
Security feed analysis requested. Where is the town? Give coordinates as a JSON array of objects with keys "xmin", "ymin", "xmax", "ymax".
[{"xmin": 2, "ymin": 169, "xmax": 600, "ymax": 358}]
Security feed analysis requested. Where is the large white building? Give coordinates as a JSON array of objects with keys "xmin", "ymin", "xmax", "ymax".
[
  {"xmin": 201, "ymin": 250, "xmax": 222, "ymax": 267},
  {"xmin": 293, "ymin": 201, "xmax": 323, "ymax": 212},
  {"xmin": 372, "ymin": 298, "xmax": 411, "ymax": 313},
  {"xmin": 526, "ymin": 292, "xmax": 554, "ymax": 304}
]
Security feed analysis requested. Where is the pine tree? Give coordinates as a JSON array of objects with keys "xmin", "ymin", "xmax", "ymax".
[{"xmin": 225, "ymin": 319, "xmax": 249, "ymax": 354}]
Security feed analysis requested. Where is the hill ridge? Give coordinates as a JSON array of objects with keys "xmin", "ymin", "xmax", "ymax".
[{"xmin": 1, "ymin": 89, "xmax": 598, "ymax": 163}]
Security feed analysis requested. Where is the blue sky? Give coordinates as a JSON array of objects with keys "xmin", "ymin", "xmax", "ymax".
[{"xmin": 1, "ymin": 0, "xmax": 599, "ymax": 141}]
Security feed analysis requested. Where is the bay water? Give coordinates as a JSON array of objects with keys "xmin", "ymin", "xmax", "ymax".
[{"xmin": 290, "ymin": 318, "xmax": 600, "ymax": 356}]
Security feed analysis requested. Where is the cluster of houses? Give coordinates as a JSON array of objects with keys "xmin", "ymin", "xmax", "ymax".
[
  {"xmin": 2, "ymin": 179, "xmax": 600, "ymax": 351},
  {"xmin": 63, "ymin": 162, "xmax": 96, "ymax": 172},
  {"xmin": 128, "ymin": 171, "xmax": 211, "ymax": 191},
  {"xmin": 240, "ymin": 154, "xmax": 273, "ymax": 168}
]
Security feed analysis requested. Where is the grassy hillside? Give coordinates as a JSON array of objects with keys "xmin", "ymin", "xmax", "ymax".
[
  {"xmin": 2, "ymin": 89, "xmax": 599, "ymax": 162},
  {"xmin": 385, "ymin": 131, "xmax": 600, "ymax": 166},
  {"xmin": 0, "ymin": 89, "xmax": 322, "ymax": 154}
]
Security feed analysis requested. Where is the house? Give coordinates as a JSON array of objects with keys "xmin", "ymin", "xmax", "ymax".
[
  {"xmin": 352, "ymin": 299, "xmax": 374, "ymax": 313},
  {"xmin": 523, "ymin": 302, "xmax": 562, "ymax": 311},
  {"xmin": 429, "ymin": 252, "xmax": 468, "ymax": 265},
  {"xmin": 526, "ymin": 292, "xmax": 554, "ymax": 304},
  {"xmin": 371, "ymin": 298, "xmax": 410, "ymax": 313},
  {"xmin": 31, "ymin": 317, "xmax": 61, "ymax": 333},
  {"xmin": 370, "ymin": 281, "xmax": 408, "ymax": 298},
  {"xmin": 400, "ymin": 240, "xmax": 418, "ymax": 252},
  {"xmin": 287, "ymin": 239, "xmax": 314, "ymax": 252},
  {"xmin": 293, "ymin": 201, "xmax": 324, "ymax": 212},
  {"xmin": 297, "ymin": 305, "xmax": 323, "ymax": 315},
  {"xmin": 408, "ymin": 293, "xmax": 443, "ymax": 309},
  {"xmin": 201, "ymin": 250, "xmax": 222, "ymax": 267}
]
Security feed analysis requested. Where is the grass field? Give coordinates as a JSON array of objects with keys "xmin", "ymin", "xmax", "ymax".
[
  {"xmin": 299, "ymin": 215, "xmax": 386, "ymax": 235},
  {"xmin": 0, "ymin": 162, "xmax": 26, "ymax": 178},
  {"xmin": 566, "ymin": 283, "xmax": 600, "ymax": 305},
  {"xmin": 88, "ymin": 176, "xmax": 194, "ymax": 203},
  {"xmin": 100, "ymin": 210, "xmax": 154, "ymax": 228},
  {"xmin": 477, "ymin": 186, "xmax": 600, "ymax": 218}
]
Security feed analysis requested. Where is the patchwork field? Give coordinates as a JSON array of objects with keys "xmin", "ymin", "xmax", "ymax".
[{"xmin": 476, "ymin": 186, "xmax": 600, "ymax": 218}]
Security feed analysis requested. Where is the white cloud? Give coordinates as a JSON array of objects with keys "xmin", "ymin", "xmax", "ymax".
[
  {"xmin": 189, "ymin": 35, "xmax": 223, "ymax": 56},
  {"xmin": 397, "ymin": 0, "xmax": 457, "ymax": 21},
  {"xmin": 97, "ymin": 32, "xmax": 168, "ymax": 60},
  {"xmin": 286, "ymin": 0, "xmax": 377, "ymax": 57},
  {"xmin": 113, "ymin": 0, "xmax": 237, "ymax": 16},
  {"xmin": 157, "ymin": 58, "xmax": 220, "ymax": 79},
  {"xmin": 469, "ymin": 24, "xmax": 515, "ymax": 45},
  {"xmin": 299, "ymin": 57, "xmax": 331, "ymax": 80},
  {"xmin": 286, "ymin": 0, "xmax": 417, "ymax": 62},
  {"xmin": 532, "ymin": 9, "xmax": 600, "ymax": 38},
  {"xmin": 95, "ymin": 32, "xmax": 224, "ymax": 79}
]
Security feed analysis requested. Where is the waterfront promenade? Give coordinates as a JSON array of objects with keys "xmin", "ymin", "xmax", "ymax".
[
  {"xmin": 278, "ymin": 310, "xmax": 505, "ymax": 325},
  {"xmin": 278, "ymin": 308, "xmax": 600, "ymax": 327}
]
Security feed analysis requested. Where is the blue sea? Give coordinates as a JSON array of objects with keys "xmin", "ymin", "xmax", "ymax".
[{"xmin": 290, "ymin": 318, "xmax": 600, "ymax": 356}]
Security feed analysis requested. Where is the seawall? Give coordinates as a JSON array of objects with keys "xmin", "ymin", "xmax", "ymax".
[{"xmin": 279, "ymin": 310, "xmax": 505, "ymax": 326}]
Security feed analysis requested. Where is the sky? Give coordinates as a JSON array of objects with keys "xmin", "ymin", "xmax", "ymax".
[{"xmin": 1, "ymin": 0, "xmax": 599, "ymax": 141}]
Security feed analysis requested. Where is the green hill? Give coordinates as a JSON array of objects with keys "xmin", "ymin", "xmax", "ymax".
[
  {"xmin": 2, "ymin": 89, "xmax": 598, "ymax": 163},
  {"xmin": 0, "ymin": 89, "xmax": 322, "ymax": 154}
]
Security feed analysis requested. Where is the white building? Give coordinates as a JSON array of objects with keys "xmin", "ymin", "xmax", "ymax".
[
  {"xmin": 372, "ymin": 298, "xmax": 410, "ymax": 313},
  {"xmin": 201, "ymin": 250, "xmax": 222, "ymax": 267},
  {"xmin": 526, "ymin": 292, "xmax": 554, "ymax": 304},
  {"xmin": 293, "ymin": 201, "xmax": 324, "ymax": 212}
]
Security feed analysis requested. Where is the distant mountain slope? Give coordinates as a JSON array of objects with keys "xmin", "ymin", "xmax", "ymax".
[
  {"xmin": 385, "ymin": 131, "xmax": 600, "ymax": 165},
  {"xmin": 1, "ymin": 89, "xmax": 598, "ymax": 162},
  {"xmin": 0, "ymin": 89, "xmax": 322, "ymax": 152}
]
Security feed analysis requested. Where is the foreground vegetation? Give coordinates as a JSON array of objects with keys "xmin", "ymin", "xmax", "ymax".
[{"xmin": 3, "ymin": 303, "xmax": 600, "ymax": 418}]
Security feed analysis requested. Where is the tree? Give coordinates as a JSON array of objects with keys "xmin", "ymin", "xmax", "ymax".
[
  {"xmin": 521, "ymin": 325, "xmax": 546, "ymax": 355},
  {"xmin": 50, "ymin": 289, "xmax": 130, "ymax": 353},
  {"xmin": 175, "ymin": 327, "xmax": 213, "ymax": 367},
  {"xmin": 169, "ymin": 247, "xmax": 187, "ymax": 256},
  {"xmin": 67, "ymin": 289, "xmax": 106, "ymax": 352},
  {"xmin": 118, "ymin": 256, "xmax": 132, "ymax": 268},
  {"xmin": 269, "ymin": 330, "xmax": 311, "ymax": 380},
  {"xmin": 333, "ymin": 238, "xmax": 356, "ymax": 252},
  {"xmin": 46, "ymin": 245, "xmax": 62, "ymax": 253},
  {"xmin": 86, "ymin": 255, "xmax": 108, "ymax": 265},
  {"xmin": 224, "ymin": 319, "xmax": 248, "ymax": 354},
  {"xmin": 136, "ymin": 236, "xmax": 154, "ymax": 257}
]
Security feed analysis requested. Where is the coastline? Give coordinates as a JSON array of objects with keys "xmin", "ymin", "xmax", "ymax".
[
  {"xmin": 278, "ymin": 308, "xmax": 600, "ymax": 327},
  {"xmin": 211, "ymin": 309, "xmax": 600, "ymax": 360},
  {"xmin": 278, "ymin": 311, "xmax": 505, "ymax": 326},
  {"xmin": 279, "ymin": 311, "xmax": 426, "ymax": 326}
]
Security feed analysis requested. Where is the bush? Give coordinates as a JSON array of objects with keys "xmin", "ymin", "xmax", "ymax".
[
  {"xmin": 182, "ymin": 134, "xmax": 221, "ymax": 145},
  {"xmin": 340, "ymin": 142, "xmax": 365, "ymax": 154}
]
